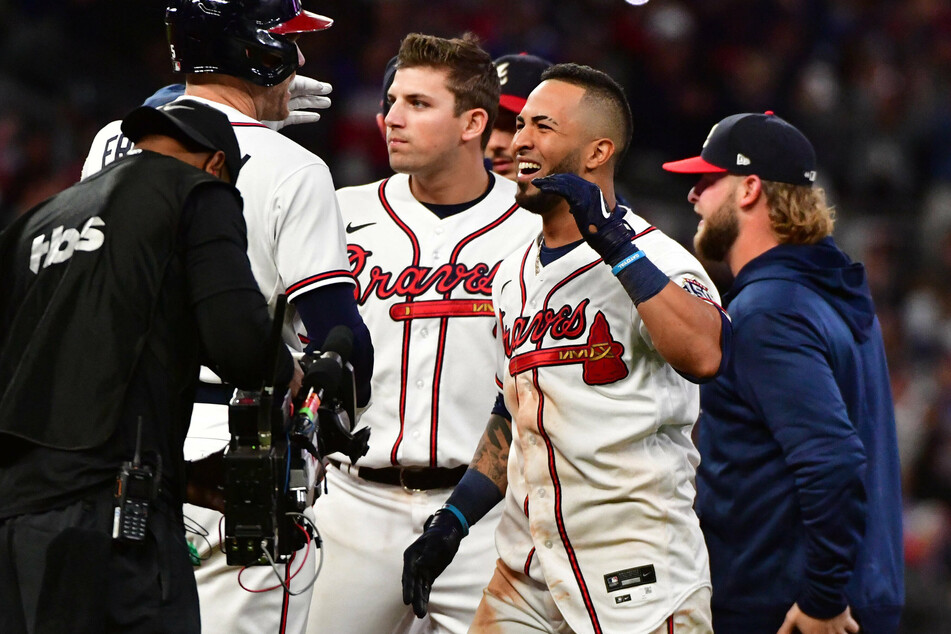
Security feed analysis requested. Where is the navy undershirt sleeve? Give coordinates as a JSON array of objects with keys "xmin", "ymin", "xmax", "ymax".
[{"xmin": 293, "ymin": 284, "xmax": 374, "ymax": 407}]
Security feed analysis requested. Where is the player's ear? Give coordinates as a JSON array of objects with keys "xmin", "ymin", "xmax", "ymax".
[
  {"xmin": 583, "ymin": 137, "xmax": 615, "ymax": 172},
  {"xmin": 737, "ymin": 175, "xmax": 763, "ymax": 209},
  {"xmin": 203, "ymin": 150, "xmax": 228, "ymax": 182},
  {"xmin": 461, "ymin": 108, "xmax": 488, "ymax": 143}
]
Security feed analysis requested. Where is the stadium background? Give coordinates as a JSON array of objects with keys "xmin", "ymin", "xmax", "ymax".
[{"xmin": 1, "ymin": 1, "xmax": 950, "ymax": 630}]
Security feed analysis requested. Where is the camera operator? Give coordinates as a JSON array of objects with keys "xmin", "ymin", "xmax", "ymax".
[{"xmin": 0, "ymin": 101, "xmax": 298, "ymax": 634}]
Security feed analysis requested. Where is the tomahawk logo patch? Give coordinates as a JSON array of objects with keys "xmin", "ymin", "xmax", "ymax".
[{"xmin": 506, "ymin": 311, "xmax": 628, "ymax": 385}]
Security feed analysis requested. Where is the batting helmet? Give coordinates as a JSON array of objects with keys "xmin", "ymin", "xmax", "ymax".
[{"xmin": 165, "ymin": 0, "xmax": 333, "ymax": 87}]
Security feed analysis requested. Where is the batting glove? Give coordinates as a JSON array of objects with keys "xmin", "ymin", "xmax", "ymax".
[
  {"xmin": 532, "ymin": 173, "xmax": 637, "ymax": 267},
  {"xmin": 263, "ymin": 75, "xmax": 333, "ymax": 131},
  {"xmin": 402, "ymin": 507, "xmax": 466, "ymax": 618}
]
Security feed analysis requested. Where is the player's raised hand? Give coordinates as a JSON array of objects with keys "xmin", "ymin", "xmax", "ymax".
[
  {"xmin": 532, "ymin": 173, "xmax": 636, "ymax": 267},
  {"xmin": 264, "ymin": 75, "xmax": 333, "ymax": 130},
  {"xmin": 402, "ymin": 508, "xmax": 466, "ymax": 618}
]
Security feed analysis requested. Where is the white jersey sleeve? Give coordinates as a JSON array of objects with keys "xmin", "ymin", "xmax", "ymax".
[
  {"xmin": 80, "ymin": 120, "xmax": 138, "ymax": 181},
  {"xmin": 618, "ymin": 207, "xmax": 722, "ymax": 349},
  {"xmin": 269, "ymin": 161, "xmax": 352, "ymax": 303}
]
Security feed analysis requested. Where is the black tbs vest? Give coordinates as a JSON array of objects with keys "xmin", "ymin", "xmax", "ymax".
[{"xmin": 0, "ymin": 152, "xmax": 238, "ymax": 452}]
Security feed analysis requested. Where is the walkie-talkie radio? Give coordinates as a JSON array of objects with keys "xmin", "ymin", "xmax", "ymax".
[{"xmin": 114, "ymin": 416, "xmax": 159, "ymax": 542}]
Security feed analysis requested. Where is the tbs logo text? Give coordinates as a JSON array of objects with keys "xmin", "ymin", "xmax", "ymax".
[{"xmin": 30, "ymin": 216, "xmax": 105, "ymax": 274}]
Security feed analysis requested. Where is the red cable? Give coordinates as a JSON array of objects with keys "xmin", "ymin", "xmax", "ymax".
[{"xmin": 237, "ymin": 521, "xmax": 313, "ymax": 593}]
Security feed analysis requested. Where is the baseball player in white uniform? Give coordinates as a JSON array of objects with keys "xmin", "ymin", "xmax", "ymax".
[
  {"xmin": 83, "ymin": 3, "xmax": 372, "ymax": 633},
  {"xmin": 403, "ymin": 64, "xmax": 731, "ymax": 633},
  {"xmin": 306, "ymin": 34, "xmax": 539, "ymax": 634}
]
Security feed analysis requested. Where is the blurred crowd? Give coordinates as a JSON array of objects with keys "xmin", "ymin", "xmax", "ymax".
[{"xmin": 2, "ymin": 0, "xmax": 950, "ymax": 630}]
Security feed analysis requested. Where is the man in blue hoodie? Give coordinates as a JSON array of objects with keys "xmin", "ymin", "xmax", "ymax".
[{"xmin": 663, "ymin": 112, "xmax": 904, "ymax": 633}]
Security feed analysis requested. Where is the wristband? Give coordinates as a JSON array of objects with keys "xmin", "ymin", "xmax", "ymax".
[
  {"xmin": 440, "ymin": 504, "xmax": 470, "ymax": 536},
  {"xmin": 611, "ymin": 250, "xmax": 646, "ymax": 275},
  {"xmin": 444, "ymin": 468, "xmax": 504, "ymax": 530},
  {"xmin": 614, "ymin": 252, "xmax": 670, "ymax": 305}
]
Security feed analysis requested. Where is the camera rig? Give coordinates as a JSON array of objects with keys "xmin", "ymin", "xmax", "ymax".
[{"xmin": 222, "ymin": 297, "xmax": 370, "ymax": 566}]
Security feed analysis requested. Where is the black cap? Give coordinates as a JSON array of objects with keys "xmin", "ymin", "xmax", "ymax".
[
  {"xmin": 122, "ymin": 100, "xmax": 243, "ymax": 182},
  {"xmin": 663, "ymin": 111, "xmax": 817, "ymax": 186},
  {"xmin": 380, "ymin": 55, "xmax": 398, "ymax": 115},
  {"xmin": 494, "ymin": 53, "xmax": 552, "ymax": 114}
]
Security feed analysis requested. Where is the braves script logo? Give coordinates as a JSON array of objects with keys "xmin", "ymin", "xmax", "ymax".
[
  {"xmin": 348, "ymin": 244, "xmax": 498, "ymax": 319},
  {"xmin": 504, "ymin": 307, "xmax": 628, "ymax": 385}
]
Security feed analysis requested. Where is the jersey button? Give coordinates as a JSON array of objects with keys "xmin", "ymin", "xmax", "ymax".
[
  {"xmin": 420, "ymin": 328, "xmax": 428, "ymax": 337},
  {"xmin": 416, "ymin": 380, "xmax": 425, "ymax": 388},
  {"xmin": 435, "ymin": 227, "xmax": 443, "ymax": 235},
  {"xmin": 537, "ymin": 489, "xmax": 546, "ymax": 498},
  {"xmin": 545, "ymin": 540, "xmax": 553, "ymax": 549}
]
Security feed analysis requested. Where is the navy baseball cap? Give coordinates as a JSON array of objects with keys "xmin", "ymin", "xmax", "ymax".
[
  {"xmin": 380, "ymin": 55, "xmax": 398, "ymax": 115},
  {"xmin": 494, "ymin": 53, "xmax": 552, "ymax": 114},
  {"xmin": 122, "ymin": 100, "xmax": 243, "ymax": 182},
  {"xmin": 663, "ymin": 111, "xmax": 817, "ymax": 186}
]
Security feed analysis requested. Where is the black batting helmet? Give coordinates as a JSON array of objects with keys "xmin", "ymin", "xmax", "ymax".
[{"xmin": 165, "ymin": 0, "xmax": 332, "ymax": 87}]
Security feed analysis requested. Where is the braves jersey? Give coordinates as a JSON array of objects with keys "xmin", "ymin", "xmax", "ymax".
[
  {"xmin": 336, "ymin": 172, "xmax": 539, "ymax": 468},
  {"xmin": 492, "ymin": 208, "xmax": 719, "ymax": 634}
]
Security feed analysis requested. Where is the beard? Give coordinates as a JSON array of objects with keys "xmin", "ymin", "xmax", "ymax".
[
  {"xmin": 515, "ymin": 150, "xmax": 581, "ymax": 216},
  {"xmin": 694, "ymin": 198, "xmax": 739, "ymax": 262}
]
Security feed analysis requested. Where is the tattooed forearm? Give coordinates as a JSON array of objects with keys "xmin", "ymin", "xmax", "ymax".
[{"xmin": 470, "ymin": 414, "xmax": 512, "ymax": 493}]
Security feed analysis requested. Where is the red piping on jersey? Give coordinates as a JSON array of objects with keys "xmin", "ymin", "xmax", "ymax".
[
  {"xmin": 428, "ymin": 202, "xmax": 520, "ymax": 466},
  {"xmin": 532, "ymin": 366, "xmax": 602, "ymax": 634},
  {"xmin": 517, "ymin": 242, "xmax": 532, "ymax": 307},
  {"xmin": 286, "ymin": 270, "xmax": 354, "ymax": 297},
  {"xmin": 509, "ymin": 258, "xmax": 604, "ymax": 632},
  {"xmin": 633, "ymin": 226, "xmax": 657, "ymax": 240},
  {"xmin": 668, "ymin": 615, "xmax": 675, "ymax": 633},
  {"xmin": 231, "ymin": 122, "xmax": 269, "ymax": 128},
  {"xmin": 377, "ymin": 178, "xmax": 420, "ymax": 465},
  {"xmin": 523, "ymin": 547, "xmax": 535, "ymax": 576}
]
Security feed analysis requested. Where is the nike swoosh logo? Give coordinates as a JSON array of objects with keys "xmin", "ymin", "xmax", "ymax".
[{"xmin": 346, "ymin": 222, "xmax": 376, "ymax": 233}]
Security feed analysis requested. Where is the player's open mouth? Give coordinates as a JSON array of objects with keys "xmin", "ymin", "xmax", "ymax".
[{"xmin": 518, "ymin": 161, "xmax": 541, "ymax": 177}]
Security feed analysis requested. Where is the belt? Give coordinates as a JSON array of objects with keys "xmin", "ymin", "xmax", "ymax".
[{"xmin": 329, "ymin": 460, "xmax": 467, "ymax": 491}]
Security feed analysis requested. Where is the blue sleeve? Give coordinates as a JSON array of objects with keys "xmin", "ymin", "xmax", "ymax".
[
  {"xmin": 491, "ymin": 391, "xmax": 511, "ymax": 421},
  {"xmin": 293, "ymin": 283, "xmax": 373, "ymax": 407},
  {"xmin": 733, "ymin": 310, "xmax": 867, "ymax": 619}
]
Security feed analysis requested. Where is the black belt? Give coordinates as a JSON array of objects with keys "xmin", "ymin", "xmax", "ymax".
[{"xmin": 330, "ymin": 460, "xmax": 467, "ymax": 491}]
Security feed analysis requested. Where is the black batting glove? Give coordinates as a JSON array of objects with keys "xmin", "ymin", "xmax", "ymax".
[
  {"xmin": 401, "ymin": 508, "xmax": 466, "ymax": 618},
  {"xmin": 532, "ymin": 173, "xmax": 637, "ymax": 267}
]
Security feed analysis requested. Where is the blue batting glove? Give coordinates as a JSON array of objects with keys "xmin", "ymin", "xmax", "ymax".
[{"xmin": 532, "ymin": 173, "xmax": 637, "ymax": 266}]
